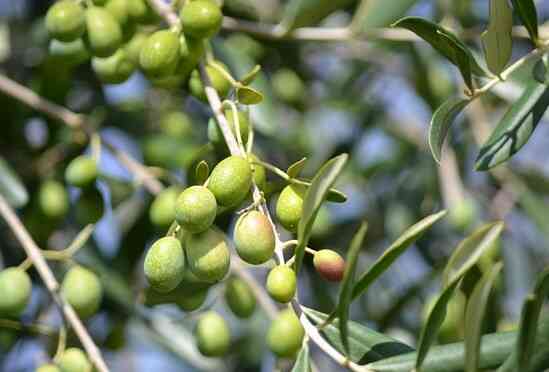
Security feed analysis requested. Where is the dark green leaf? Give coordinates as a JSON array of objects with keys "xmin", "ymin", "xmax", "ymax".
[
  {"xmin": 464, "ymin": 263, "xmax": 503, "ymax": 372},
  {"xmin": 195, "ymin": 160, "xmax": 209, "ymax": 185},
  {"xmin": 294, "ymin": 154, "xmax": 348, "ymax": 273},
  {"xmin": 287, "ymin": 157, "xmax": 307, "ymax": 179},
  {"xmin": 475, "ymin": 81, "xmax": 549, "ymax": 170},
  {"xmin": 237, "ymin": 86, "xmax": 264, "ymax": 105},
  {"xmin": 0, "ymin": 156, "xmax": 28, "ymax": 208},
  {"xmin": 442, "ymin": 222, "xmax": 504, "ymax": 286},
  {"xmin": 326, "ymin": 187, "xmax": 347, "ymax": 203},
  {"xmin": 532, "ymin": 55, "xmax": 549, "ymax": 84},
  {"xmin": 352, "ymin": 211, "xmax": 446, "ymax": 300},
  {"xmin": 510, "ymin": 0, "xmax": 539, "ymax": 44},
  {"xmin": 429, "ymin": 97, "xmax": 470, "ymax": 163},
  {"xmin": 481, "ymin": 0, "xmax": 513, "ymax": 75},
  {"xmin": 291, "ymin": 343, "xmax": 311, "ymax": 372}
]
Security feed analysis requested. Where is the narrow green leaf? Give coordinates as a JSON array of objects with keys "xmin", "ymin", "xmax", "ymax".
[
  {"xmin": 475, "ymin": 81, "xmax": 549, "ymax": 170},
  {"xmin": 237, "ymin": 86, "xmax": 263, "ymax": 105},
  {"xmin": 281, "ymin": 0, "xmax": 355, "ymax": 30},
  {"xmin": 352, "ymin": 0, "xmax": 419, "ymax": 32},
  {"xmin": 195, "ymin": 160, "xmax": 209, "ymax": 185},
  {"xmin": 291, "ymin": 343, "xmax": 311, "ymax": 372},
  {"xmin": 338, "ymin": 222, "xmax": 368, "ymax": 356},
  {"xmin": 287, "ymin": 157, "xmax": 307, "ymax": 179},
  {"xmin": 240, "ymin": 64, "xmax": 261, "ymax": 86},
  {"xmin": 464, "ymin": 262, "xmax": 503, "ymax": 372},
  {"xmin": 442, "ymin": 222, "xmax": 504, "ymax": 287},
  {"xmin": 352, "ymin": 211, "xmax": 447, "ymax": 300},
  {"xmin": 481, "ymin": 0, "xmax": 513, "ymax": 75},
  {"xmin": 0, "ymin": 157, "xmax": 28, "ymax": 208},
  {"xmin": 294, "ymin": 154, "xmax": 348, "ymax": 273},
  {"xmin": 429, "ymin": 97, "xmax": 470, "ymax": 163},
  {"xmin": 510, "ymin": 0, "xmax": 539, "ymax": 44},
  {"xmin": 532, "ymin": 55, "xmax": 549, "ymax": 84}
]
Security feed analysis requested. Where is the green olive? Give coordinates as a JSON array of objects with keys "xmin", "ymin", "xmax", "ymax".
[
  {"xmin": 176, "ymin": 288, "xmax": 209, "ymax": 312},
  {"xmin": 0, "ymin": 268, "xmax": 31, "ymax": 318},
  {"xmin": 275, "ymin": 184, "xmax": 306, "ymax": 232},
  {"xmin": 38, "ymin": 180, "xmax": 69, "ymax": 219},
  {"xmin": 75, "ymin": 188, "xmax": 104, "ymax": 224},
  {"xmin": 36, "ymin": 364, "xmax": 61, "ymax": 372},
  {"xmin": 150, "ymin": 73, "xmax": 187, "ymax": 90},
  {"xmin": 144, "ymin": 281, "xmax": 209, "ymax": 312},
  {"xmin": 272, "ymin": 68, "xmax": 305, "ymax": 104},
  {"xmin": 104, "ymin": 0, "xmax": 129, "ymax": 26},
  {"xmin": 92, "ymin": 48, "xmax": 135, "ymax": 84},
  {"xmin": 160, "ymin": 111, "xmax": 193, "ymax": 138},
  {"xmin": 149, "ymin": 186, "xmax": 179, "ymax": 228},
  {"xmin": 65, "ymin": 155, "xmax": 97, "ymax": 188},
  {"xmin": 61, "ymin": 266, "xmax": 103, "ymax": 319},
  {"xmin": 142, "ymin": 134, "xmax": 181, "ymax": 168},
  {"xmin": 234, "ymin": 210, "xmax": 275, "ymax": 264},
  {"xmin": 185, "ymin": 228, "xmax": 230, "ymax": 282},
  {"xmin": 448, "ymin": 198, "xmax": 477, "ymax": 231},
  {"xmin": 124, "ymin": 31, "xmax": 148, "ymax": 65},
  {"xmin": 195, "ymin": 311, "xmax": 230, "ymax": 357},
  {"xmin": 57, "ymin": 348, "xmax": 92, "ymax": 372},
  {"xmin": 175, "ymin": 186, "xmax": 217, "ymax": 233},
  {"xmin": 207, "ymin": 156, "xmax": 252, "ymax": 207},
  {"xmin": 126, "ymin": 0, "xmax": 155, "ymax": 23},
  {"xmin": 139, "ymin": 30, "xmax": 180, "ymax": 78},
  {"xmin": 49, "ymin": 39, "xmax": 90, "ymax": 68},
  {"xmin": 144, "ymin": 237, "xmax": 185, "ymax": 293},
  {"xmin": 180, "ymin": 0, "xmax": 222, "ymax": 39},
  {"xmin": 208, "ymin": 110, "xmax": 249, "ymax": 153},
  {"xmin": 188, "ymin": 64, "xmax": 231, "ymax": 101},
  {"xmin": 85, "ymin": 6, "xmax": 123, "ymax": 58},
  {"xmin": 266, "ymin": 265, "xmax": 296, "ymax": 303},
  {"xmin": 46, "ymin": 1, "xmax": 85, "ymax": 42},
  {"xmin": 313, "ymin": 249, "xmax": 345, "ymax": 282},
  {"xmin": 267, "ymin": 309, "xmax": 304, "ymax": 358},
  {"xmin": 225, "ymin": 276, "xmax": 256, "ymax": 318}
]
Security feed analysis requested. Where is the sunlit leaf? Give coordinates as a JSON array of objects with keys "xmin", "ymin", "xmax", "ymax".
[
  {"xmin": 240, "ymin": 65, "xmax": 262, "ymax": 86},
  {"xmin": 481, "ymin": 0, "xmax": 513, "ymax": 75},
  {"xmin": 291, "ymin": 343, "xmax": 311, "ymax": 372},
  {"xmin": 0, "ymin": 156, "xmax": 28, "ymax": 208},
  {"xmin": 287, "ymin": 157, "xmax": 307, "ymax": 179},
  {"xmin": 510, "ymin": 0, "xmax": 539, "ymax": 44},
  {"xmin": 237, "ymin": 86, "xmax": 264, "ymax": 105},
  {"xmin": 429, "ymin": 97, "xmax": 470, "ymax": 163}
]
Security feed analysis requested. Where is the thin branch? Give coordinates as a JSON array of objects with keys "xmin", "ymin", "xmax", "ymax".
[
  {"xmin": 146, "ymin": 0, "xmax": 179, "ymax": 28},
  {"xmin": 0, "ymin": 194, "xmax": 109, "ymax": 372}
]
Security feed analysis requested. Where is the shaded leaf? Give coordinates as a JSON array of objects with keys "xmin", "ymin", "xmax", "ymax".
[
  {"xmin": 464, "ymin": 263, "xmax": 503, "ymax": 372},
  {"xmin": 0, "ymin": 156, "xmax": 28, "ymax": 208},
  {"xmin": 352, "ymin": 211, "xmax": 447, "ymax": 300},
  {"xmin": 475, "ymin": 81, "xmax": 549, "ymax": 170},
  {"xmin": 240, "ymin": 65, "xmax": 262, "ymax": 85},
  {"xmin": 294, "ymin": 154, "xmax": 348, "ymax": 273},
  {"xmin": 510, "ymin": 0, "xmax": 539, "ymax": 44},
  {"xmin": 481, "ymin": 0, "xmax": 513, "ymax": 76},
  {"xmin": 326, "ymin": 187, "xmax": 347, "ymax": 203},
  {"xmin": 429, "ymin": 97, "xmax": 470, "ymax": 163},
  {"xmin": 532, "ymin": 55, "xmax": 549, "ymax": 84},
  {"xmin": 281, "ymin": 0, "xmax": 355, "ymax": 30},
  {"xmin": 287, "ymin": 157, "xmax": 307, "ymax": 179},
  {"xmin": 291, "ymin": 343, "xmax": 311, "ymax": 372},
  {"xmin": 352, "ymin": 0, "xmax": 419, "ymax": 32},
  {"xmin": 195, "ymin": 160, "xmax": 209, "ymax": 185},
  {"xmin": 237, "ymin": 86, "xmax": 264, "ymax": 105}
]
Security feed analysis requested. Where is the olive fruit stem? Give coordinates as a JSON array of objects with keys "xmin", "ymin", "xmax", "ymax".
[
  {"xmin": 53, "ymin": 326, "xmax": 67, "ymax": 361},
  {"xmin": 91, "ymin": 132, "xmax": 102, "ymax": 163},
  {"xmin": 0, "ymin": 318, "xmax": 58, "ymax": 337},
  {"xmin": 222, "ymin": 100, "xmax": 246, "ymax": 151},
  {"xmin": 145, "ymin": 0, "xmax": 178, "ymax": 27},
  {"xmin": 252, "ymin": 159, "xmax": 290, "ymax": 180}
]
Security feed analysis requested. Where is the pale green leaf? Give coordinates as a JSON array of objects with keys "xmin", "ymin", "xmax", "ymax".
[{"xmin": 481, "ymin": 0, "xmax": 513, "ymax": 75}]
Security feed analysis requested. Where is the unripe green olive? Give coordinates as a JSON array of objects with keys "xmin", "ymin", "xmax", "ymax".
[
  {"xmin": 266, "ymin": 265, "xmax": 296, "ymax": 303},
  {"xmin": 144, "ymin": 280, "xmax": 209, "ymax": 312},
  {"xmin": 272, "ymin": 68, "xmax": 305, "ymax": 104},
  {"xmin": 234, "ymin": 210, "xmax": 275, "ymax": 264},
  {"xmin": 267, "ymin": 309, "xmax": 304, "ymax": 358},
  {"xmin": 176, "ymin": 288, "xmax": 209, "ymax": 312},
  {"xmin": 150, "ymin": 73, "xmax": 187, "ymax": 90},
  {"xmin": 175, "ymin": 186, "xmax": 217, "ymax": 233},
  {"xmin": 92, "ymin": 0, "xmax": 108, "ymax": 4},
  {"xmin": 105, "ymin": 0, "xmax": 129, "ymax": 26},
  {"xmin": 185, "ymin": 228, "xmax": 230, "ymax": 282},
  {"xmin": 225, "ymin": 276, "xmax": 256, "ymax": 318},
  {"xmin": 65, "ymin": 156, "xmax": 97, "ymax": 188},
  {"xmin": 195, "ymin": 311, "xmax": 230, "ymax": 357},
  {"xmin": 180, "ymin": 0, "xmax": 222, "ymax": 39},
  {"xmin": 49, "ymin": 39, "xmax": 90, "ymax": 68},
  {"xmin": 57, "ymin": 348, "xmax": 92, "ymax": 372},
  {"xmin": 139, "ymin": 30, "xmax": 180, "ymax": 78},
  {"xmin": 208, "ymin": 110, "xmax": 249, "ymax": 153},
  {"xmin": 46, "ymin": 1, "xmax": 85, "ymax": 42},
  {"xmin": 126, "ymin": 0, "xmax": 155, "ymax": 23},
  {"xmin": 448, "ymin": 198, "xmax": 477, "ymax": 232},
  {"xmin": 313, "ymin": 249, "xmax": 345, "ymax": 282},
  {"xmin": 0, "ymin": 268, "xmax": 31, "ymax": 317},
  {"xmin": 250, "ymin": 154, "xmax": 266, "ymax": 191},
  {"xmin": 188, "ymin": 64, "xmax": 231, "ymax": 101},
  {"xmin": 208, "ymin": 156, "xmax": 252, "ymax": 207},
  {"xmin": 149, "ymin": 186, "xmax": 179, "ymax": 228},
  {"xmin": 142, "ymin": 134, "xmax": 181, "ymax": 167},
  {"xmin": 85, "ymin": 7, "xmax": 123, "ymax": 58},
  {"xmin": 38, "ymin": 180, "xmax": 69, "ymax": 219},
  {"xmin": 144, "ymin": 237, "xmax": 185, "ymax": 293},
  {"xmin": 160, "ymin": 111, "xmax": 193, "ymax": 138},
  {"xmin": 36, "ymin": 364, "xmax": 61, "ymax": 372},
  {"xmin": 92, "ymin": 48, "xmax": 135, "ymax": 84},
  {"xmin": 275, "ymin": 184, "xmax": 306, "ymax": 232},
  {"xmin": 124, "ymin": 31, "xmax": 148, "ymax": 65},
  {"xmin": 61, "ymin": 266, "xmax": 103, "ymax": 319},
  {"xmin": 75, "ymin": 188, "xmax": 104, "ymax": 224}
]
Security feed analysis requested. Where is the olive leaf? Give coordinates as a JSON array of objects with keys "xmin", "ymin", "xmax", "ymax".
[
  {"xmin": 532, "ymin": 55, "xmax": 549, "ymax": 84},
  {"xmin": 351, "ymin": 0, "xmax": 419, "ymax": 32},
  {"xmin": 240, "ymin": 65, "xmax": 262, "ymax": 86},
  {"xmin": 481, "ymin": 0, "xmax": 513, "ymax": 76},
  {"xmin": 281, "ymin": 0, "xmax": 355, "ymax": 30},
  {"xmin": 287, "ymin": 157, "xmax": 307, "ymax": 179},
  {"xmin": 291, "ymin": 343, "xmax": 311, "ymax": 372},
  {"xmin": 0, "ymin": 156, "xmax": 28, "ymax": 208},
  {"xmin": 237, "ymin": 86, "xmax": 264, "ymax": 105},
  {"xmin": 195, "ymin": 160, "xmax": 209, "ymax": 185},
  {"xmin": 475, "ymin": 81, "xmax": 549, "ymax": 171},
  {"xmin": 429, "ymin": 97, "xmax": 470, "ymax": 163},
  {"xmin": 510, "ymin": 0, "xmax": 539, "ymax": 44}
]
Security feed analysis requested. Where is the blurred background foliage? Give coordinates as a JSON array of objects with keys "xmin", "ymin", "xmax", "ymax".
[{"xmin": 1, "ymin": 0, "xmax": 549, "ymax": 371}]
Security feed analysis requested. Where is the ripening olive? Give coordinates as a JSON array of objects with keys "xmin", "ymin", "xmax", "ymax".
[
  {"xmin": 85, "ymin": 7, "xmax": 123, "ymax": 58},
  {"xmin": 126, "ymin": 0, "xmax": 155, "ymax": 23},
  {"xmin": 61, "ymin": 266, "xmax": 103, "ymax": 319},
  {"xmin": 272, "ymin": 68, "xmax": 305, "ymax": 104},
  {"xmin": 0, "ymin": 268, "xmax": 31, "ymax": 318},
  {"xmin": 49, "ymin": 39, "xmax": 90, "ymax": 68},
  {"xmin": 234, "ymin": 211, "xmax": 275, "ymax": 264},
  {"xmin": 75, "ymin": 188, "xmax": 104, "ymax": 224},
  {"xmin": 225, "ymin": 276, "xmax": 256, "ymax": 318},
  {"xmin": 92, "ymin": 48, "xmax": 135, "ymax": 84},
  {"xmin": 57, "ymin": 348, "xmax": 92, "ymax": 372},
  {"xmin": 313, "ymin": 249, "xmax": 345, "ymax": 282},
  {"xmin": 65, "ymin": 155, "xmax": 97, "ymax": 188},
  {"xmin": 38, "ymin": 180, "xmax": 69, "ymax": 219},
  {"xmin": 175, "ymin": 186, "xmax": 217, "ymax": 233},
  {"xmin": 185, "ymin": 228, "xmax": 230, "ymax": 282},
  {"xmin": 139, "ymin": 30, "xmax": 180, "ymax": 78},
  {"xmin": 104, "ymin": 0, "xmax": 129, "ymax": 26},
  {"xmin": 275, "ymin": 184, "xmax": 306, "ymax": 232},
  {"xmin": 149, "ymin": 186, "xmax": 179, "ymax": 228},
  {"xmin": 144, "ymin": 237, "xmax": 185, "ymax": 293},
  {"xmin": 267, "ymin": 309, "xmax": 304, "ymax": 358},
  {"xmin": 124, "ymin": 31, "xmax": 148, "ymax": 65},
  {"xmin": 266, "ymin": 265, "xmax": 296, "ymax": 303},
  {"xmin": 46, "ymin": 1, "xmax": 85, "ymax": 42},
  {"xmin": 208, "ymin": 110, "xmax": 249, "ymax": 153},
  {"xmin": 188, "ymin": 64, "xmax": 231, "ymax": 101},
  {"xmin": 160, "ymin": 111, "xmax": 193, "ymax": 138},
  {"xmin": 36, "ymin": 364, "xmax": 61, "ymax": 372},
  {"xmin": 208, "ymin": 156, "xmax": 252, "ymax": 207},
  {"xmin": 195, "ymin": 311, "xmax": 230, "ymax": 357},
  {"xmin": 180, "ymin": 0, "xmax": 222, "ymax": 39}
]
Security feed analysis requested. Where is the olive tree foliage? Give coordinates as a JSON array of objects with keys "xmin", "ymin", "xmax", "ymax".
[{"xmin": 1, "ymin": 0, "xmax": 549, "ymax": 371}]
